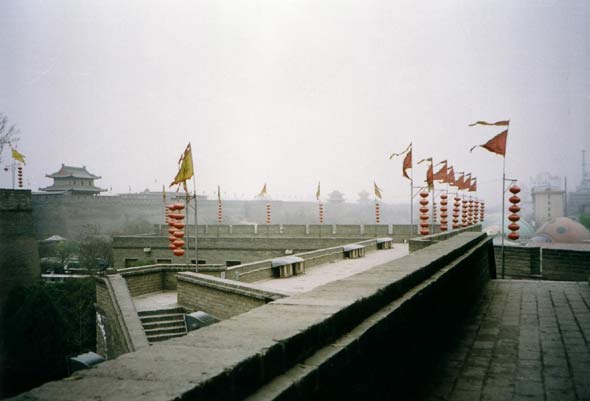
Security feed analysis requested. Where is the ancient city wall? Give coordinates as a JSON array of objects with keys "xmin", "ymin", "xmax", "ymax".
[
  {"xmin": 496, "ymin": 245, "xmax": 590, "ymax": 281},
  {"xmin": 408, "ymin": 224, "xmax": 483, "ymax": 252},
  {"xmin": 13, "ymin": 232, "xmax": 494, "ymax": 401},
  {"xmin": 0, "ymin": 189, "xmax": 40, "ymax": 315}
]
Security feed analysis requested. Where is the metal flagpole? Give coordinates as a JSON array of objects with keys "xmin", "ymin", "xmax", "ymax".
[
  {"xmin": 410, "ymin": 169, "xmax": 414, "ymax": 240},
  {"xmin": 501, "ymin": 156, "xmax": 506, "ymax": 279},
  {"xmin": 198, "ymin": 174, "xmax": 199, "ymax": 272},
  {"xmin": 431, "ymin": 179, "xmax": 435, "ymax": 234},
  {"xmin": 185, "ymin": 191, "xmax": 190, "ymax": 268}
]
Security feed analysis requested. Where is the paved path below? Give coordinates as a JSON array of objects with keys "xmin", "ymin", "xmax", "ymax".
[{"xmin": 422, "ymin": 280, "xmax": 590, "ymax": 401}]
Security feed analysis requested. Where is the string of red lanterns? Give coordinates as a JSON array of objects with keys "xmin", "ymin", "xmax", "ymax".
[
  {"xmin": 217, "ymin": 200, "xmax": 223, "ymax": 224},
  {"xmin": 265, "ymin": 203, "xmax": 271, "ymax": 225},
  {"xmin": 473, "ymin": 200, "xmax": 479, "ymax": 225},
  {"xmin": 439, "ymin": 193, "xmax": 448, "ymax": 232},
  {"xmin": 419, "ymin": 191, "xmax": 429, "ymax": 236},
  {"xmin": 319, "ymin": 202, "xmax": 324, "ymax": 224},
  {"xmin": 480, "ymin": 200, "xmax": 485, "ymax": 222},
  {"xmin": 507, "ymin": 185, "xmax": 521, "ymax": 241},
  {"xmin": 452, "ymin": 196, "xmax": 460, "ymax": 229},
  {"xmin": 17, "ymin": 165, "xmax": 23, "ymax": 188},
  {"xmin": 461, "ymin": 198, "xmax": 468, "ymax": 227},
  {"xmin": 167, "ymin": 203, "xmax": 186, "ymax": 257},
  {"xmin": 375, "ymin": 202, "xmax": 381, "ymax": 224}
]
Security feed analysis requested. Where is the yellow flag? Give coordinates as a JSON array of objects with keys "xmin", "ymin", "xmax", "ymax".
[
  {"xmin": 170, "ymin": 143, "xmax": 194, "ymax": 188},
  {"xmin": 11, "ymin": 147, "xmax": 25, "ymax": 164},
  {"xmin": 374, "ymin": 181, "xmax": 383, "ymax": 200},
  {"xmin": 315, "ymin": 181, "xmax": 321, "ymax": 201},
  {"xmin": 257, "ymin": 183, "xmax": 267, "ymax": 198}
]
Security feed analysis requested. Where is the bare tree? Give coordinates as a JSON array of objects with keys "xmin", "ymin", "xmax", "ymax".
[{"xmin": 0, "ymin": 113, "xmax": 20, "ymax": 165}]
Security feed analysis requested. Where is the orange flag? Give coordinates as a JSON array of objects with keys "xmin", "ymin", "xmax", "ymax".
[
  {"xmin": 463, "ymin": 174, "xmax": 472, "ymax": 190},
  {"xmin": 402, "ymin": 148, "xmax": 412, "ymax": 180},
  {"xmin": 455, "ymin": 173, "xmax": 465, "ymax": 189},
  {"xmin": 469, "ymin": 178, "xmax": 477, "ymax": 192},
  {"xmin": 433, "ymin": 160, "xmax": 448, "ymax": 181},
  {"xmin": 445, "ymin": 166, "xmax": 455, "ymax": 186},
  {"xmin": 470, "ymin": 130, "xmax": 508, "ymax": 156},
  {"xmin": 426, "ymin": 163, "xmax": 434, "ymax": 190}
]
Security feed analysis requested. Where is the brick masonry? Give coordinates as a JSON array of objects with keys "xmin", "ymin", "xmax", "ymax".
[
  {"xmin": 0, "ymin": 189, "xmax": 40, "ymax": 317},
  {"xmin": 495, "ymin": 245, "xmax": 590, "ymax": 281}
]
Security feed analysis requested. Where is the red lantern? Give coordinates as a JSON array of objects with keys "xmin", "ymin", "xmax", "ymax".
[
  {"xmin": 168, "ymin": 228, "xmax": 176, "ymax": 234},
  {"xmin": 507, "ymin": 185, "xmax": 521, "ymax": 240},
  {"xmin": 174, "ymin": 203, "xmax": 185, "ymax": 211},
  {"xmin": 173, "ymin": 248, "xmax": 185, "ymax": 257},
  {"xmin": 173, "ymin": 239, "xmax": 185, "ymax": 248},
  {"xmin": 174, "ymin": 222, "xmax": 185, "ymax": 229},
  {"xmin": 173, "ymin": 231, "xmax": 185, "ymax": 238},
  {"xmin": 168, "ymin": 244, "xmax": 177, "ymax": 250}
]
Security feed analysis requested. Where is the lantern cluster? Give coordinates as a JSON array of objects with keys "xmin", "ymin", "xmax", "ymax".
[
  {"xmin": 17, "ymin": 165, "xmax": 23, "ymax": 188},
  {"xmin": 319, "ymin": 202, "xmax": 324, "ymax": 224},
  {"xmin": 480, "ymin": 201, "xmax": 485, "ymax": 222},
  {"xmin": 439, "ymin": 193, "xmax": 448, "ymax": 232},
  {"xmin": 375, "ymin": 202, "xmax": 381, "ymax": 224},
  {"xmin": 265, "ymin": 203, "xmax": 271, "ymax": 224},
  {"xmin": 452, "ymin": 196, "xmax": 461, "ymax": 229},
  {"xmin": 167, "ymin": 203, "xmax": 186, "ymax": 257},
  {"xmin": 217, "ymin": 200, "xmax": 223, "ymax": 224},
  {"xmin": 507, "ymin": 185, "xmax": 521, "ymax": 241},
  {"xmin": 473, "ymin": 200, "xmax": 479, "ymax": 224},
  {"xmin": 468, "ymin": 199, "xmax": 474, "ymax": 225},
  {"xmin": 419, "ymin": 191, "xmax": 429, "ymax": 236}
]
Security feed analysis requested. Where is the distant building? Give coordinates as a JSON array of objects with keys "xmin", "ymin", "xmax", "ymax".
[
  {"xmin": 40, "ymin": 164, "xmax": 106, "ymax": 195},
  {"xmin": 327, "ymin": 190, "xmax": 345, "ymax": 204},
  {"xmin": 569, "ymin": 150, "xmax": 590, "ymax": 215},
  {"xmin": 530, "ymin": 172, "xmax": 565, "ymax": 226}
]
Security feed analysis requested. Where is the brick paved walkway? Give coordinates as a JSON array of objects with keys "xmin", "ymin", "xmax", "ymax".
[{"xmin": 422, "ymin": 280, "xmax": 590, "ymax": 401}]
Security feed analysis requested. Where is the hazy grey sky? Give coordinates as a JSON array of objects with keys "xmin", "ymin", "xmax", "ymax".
[{"xmin": 1, "ymin": 0, "xmax": 588, "ymax": 206}]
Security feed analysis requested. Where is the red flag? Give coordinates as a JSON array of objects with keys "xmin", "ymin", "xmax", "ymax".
[
  {"xmin": 445, "ymin": 166, "xmax": 455, "ymax": 186},
  {"xmin": 462, "ymin": 174, "xmax": 472, "ymax": 191},
  {"xmin": 433, "ymin": 161, "xmax": 448, "ymax": 181},
  {"xmin": 402, "ymin": 148, "xmax": 412, "ymax": 180},
  {"xmin": 470, "ymin": 130, "xmax": 508, "ymax": 156},
  {"xmin": 468, "ymin": 120, "xmax": 510, "ymax": 127},
  {"xmin": 426, "ymin": 163, "xmax": 434, "ymax": 190},
  {"xmin": 455, "ymin": 173, "xmax": 465, "ymax": 189},
  {"xmin": 469, "ymin": 178, "xmax": 477, "ymax": 192}
]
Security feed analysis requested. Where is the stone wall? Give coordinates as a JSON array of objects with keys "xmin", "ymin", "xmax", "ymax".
[
  {"xmin": 0, "ymin": 189, "xmax": 40, "ymax": 316},
  {"xmin": 95, "ymin": 275, "xmax": 149, "ymax": 360},
  {"xmin": 495, "ymin": 245, "xmax": 590, "ymax": 281},
  {"xmin": 408, "ymin": 224, "xmax": 483, "ymax": 252},
  {"xmin": 31, "ymin": 191, "xmax": 419, "ymax": 239},
  {"xmin": 176, "ymin": 273, "xmax": 287, "ymax": 319},
  {"xmin": 11, "ymin": 232, "xmax": 495, "ymax": 401},
  {"xmin": 112, "ymin": 233, "xmax": 395, "ymax": 268}
]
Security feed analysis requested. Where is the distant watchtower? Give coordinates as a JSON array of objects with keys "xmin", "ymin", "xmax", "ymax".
[{"xmin": 39, "ymin": 164, "xmax": 106, "ymax": 195}]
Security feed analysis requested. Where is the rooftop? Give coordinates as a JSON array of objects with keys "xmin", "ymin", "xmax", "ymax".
[{"xmin": 46, "ymin": 164, "xmax": 100, "ymax": 179}]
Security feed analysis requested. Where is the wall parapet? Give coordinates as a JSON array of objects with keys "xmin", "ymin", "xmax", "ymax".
[
  {"xmin": 408, "ymin": 224, "xmax": 482, "ymax": 252},
  {"xmin": 13, "ymin": 232, "xmax": 494, "ymax": 401}
]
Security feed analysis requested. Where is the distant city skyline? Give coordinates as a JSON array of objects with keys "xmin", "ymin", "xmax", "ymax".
[{"xmin": 1, "ymin": 0, "xmax": 589, "ymax": 207}]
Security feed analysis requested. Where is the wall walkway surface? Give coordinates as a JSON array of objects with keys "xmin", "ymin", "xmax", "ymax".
[{"xmin": 10, "ymin": 232, "xmax": 495, "ymax": 401}]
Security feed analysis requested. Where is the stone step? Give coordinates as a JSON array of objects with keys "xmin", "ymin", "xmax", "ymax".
[
  {"xmin": 137, "ymin": 307, "xmax": 185, "ymax": 317},
  {"xmin": 142, "ymin": 319, "xmax": 187, "ymax": 330},
  {"xmin": 147, "ymin": 332, "xmax": 187, "ymax": 343},
  {"xmin": 139, "ymin": 313, "xmax": 185, "ymax": 324},
  {"xmin": 145, "ymin": 326, "xmax": 186, "ymax": 337}
]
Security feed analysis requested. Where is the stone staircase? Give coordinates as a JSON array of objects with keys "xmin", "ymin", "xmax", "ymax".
[{"xmin": 137, "ymin": 307, "xmax": 188, "ymax": 343}]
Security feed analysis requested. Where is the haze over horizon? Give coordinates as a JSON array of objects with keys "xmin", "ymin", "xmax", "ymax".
[{"xmin": 1, "ymin": 0, "xmax": 589, "ymax": 207}]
